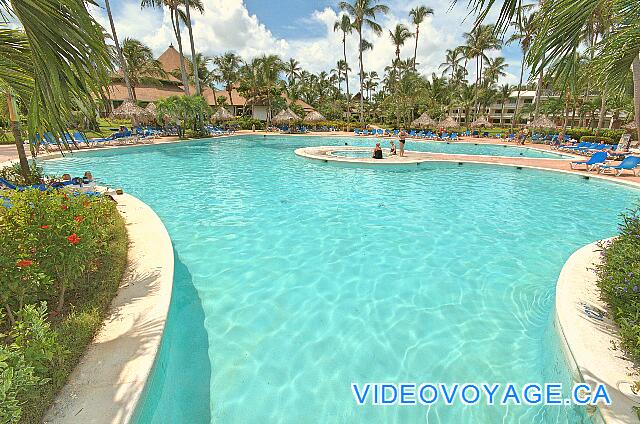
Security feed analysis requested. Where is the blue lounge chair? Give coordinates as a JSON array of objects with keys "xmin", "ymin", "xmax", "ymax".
[
  {"xmin": 0, "ymin": 177, "xmax": 47, "ymax": 192},
  {"xmin": 599, "ymin": 156, "xmax": 640, "ymax": 176},
  {"xmin": 570, "ymin": 151, "xmax": 608, "ymax": 171}
]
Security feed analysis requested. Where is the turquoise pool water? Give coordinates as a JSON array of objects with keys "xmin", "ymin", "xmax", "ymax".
[
  {"xmin": 329, "ymin": 137, "xmax": 571, "ymax": 159},
  {"xmin": 44, "ymin": 136, "xmax": 638, "ymax": 423}
]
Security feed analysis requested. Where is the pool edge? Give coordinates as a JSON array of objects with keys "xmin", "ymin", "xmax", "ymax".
[
  {"xmin": 555, "ymin": 240, "xmax": 640, "ymax": 424},
  {"xmin": 43, "ymin": 193, "xmax": 175, "ymax": 424}
]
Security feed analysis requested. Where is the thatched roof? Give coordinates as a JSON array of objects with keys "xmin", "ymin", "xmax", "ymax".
[
  {"xmin": 211, "ymin": 107, "xmax": 234, "ymax": 121},
  {"xmin": 623, "ymin": 121, "xmax": 637, "ymax": 130},
  {"xmin": 438, "ymin": 116, "xmax": 458, "ymax": 128},
  {"xmin": 411, "ymin": 111, "xmax": 436, "ymax": 128},
  {"xmin": 111, "ymin": 100, "xmax": 152, "ymax": 120},
  {"xmin": 529, "ymin": 115, "xmax": 556, "ymax": 129},
  {"xmin": 470, "ymin": 116, "xmax": 493, "ymax": 128},
  {"xmin": 303, "ymin": 110, "xmax": 326, "ymax": 123},
  {"xmin": 272, "ymin": 108, "xmax": 301, "ymax": 124}
]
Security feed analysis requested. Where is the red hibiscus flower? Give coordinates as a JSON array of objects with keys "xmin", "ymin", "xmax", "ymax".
[
  {"xmin": 73, "ymin": 216, "xmax": 84, "ymax": 223},
  {"xmin": 41, "ymin": 225, "xmax": 49, "ymax": 229},
  {"xmin": 16, "ymin": 259, "xmax": 33, "ymax": 268},
  {"xmin": 61, "ymin": 205, "xmax": 68, "ymax": 210},
  {"xmin": 67, "ymin": 233, "xmax": 81, "ymax": 245}
]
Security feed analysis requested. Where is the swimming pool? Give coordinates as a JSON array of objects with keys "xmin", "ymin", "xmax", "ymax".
[
  {"xmin": 44, "ymin": 136, "xmax": 637, "ymax": 423},
  {"xmin": 330, "ymin": 136, "xmax": 571, "ymax": 159}
]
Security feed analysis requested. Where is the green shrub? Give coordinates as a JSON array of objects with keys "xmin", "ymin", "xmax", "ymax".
[
  {"xmin": 579, "ymin": 135, "xmax": 614, "ymax": 144},
  {"xmin": 0, "ymin": 162, "xmax": 45, "ymax": 186},
  {"xmin": 226, "ymin": 117, "xmax": 264, "ymax": 130},
  {"xmin": 0, "ymin": 188, "xmax": 128, "ymax": 422},
  {"xmin": 596, "ymin": 205, "xmax": 640, "ymax": 362}
]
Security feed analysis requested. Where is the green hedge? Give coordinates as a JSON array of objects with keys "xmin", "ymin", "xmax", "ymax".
[
  {"xmin": 0, "ymin": 187, "xmax": 127, "ymax": 423},
  {"xmin": 596, "ymin": 205, "xmax": 640, "ymax": 363}
]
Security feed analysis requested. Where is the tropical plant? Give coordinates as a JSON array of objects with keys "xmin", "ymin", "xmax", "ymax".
[
  {"xmin": 104, "ymin": 0, "xmax": 134, "ymax": 102},
  {"xmin": 409, "ymin": 5, "xmax": 434, "ymax": 70},
  {"xmin": 121, "ymin": 38, "xmax": 167, "ymax": 100},
  {"xmin": 155, "ymin": 94, "xmax": 210, "ymax": 137},
  {"xmin": 0, "ymin": 1, "xmax": 112, "ymax": 178},
  {"xmin": 339, "ymin": 0, "xmax": 389, "ymax": 123},
  {"xmin": 389, "ymin": 24, "xmax": 413, "ymax": 65},
  {"xmin": 213, "ymin": 52, "xmax": 243, "ymax": 108},
  {"xmin": 333, "ymin": 13, "xmax": 353, "ymax": 120},
  {"xmin": 141, "ymin": 0, "xmax": 204, "ymax": 95}
]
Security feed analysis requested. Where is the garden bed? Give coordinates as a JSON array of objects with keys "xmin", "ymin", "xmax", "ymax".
[{"xmin": 0, "ymin": 188, "xmax": 127, "ymax": 423}]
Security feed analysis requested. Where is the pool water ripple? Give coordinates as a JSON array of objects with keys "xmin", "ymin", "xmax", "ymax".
[{"xmin": 44, "ymin": 135, "xmax": 637, "ymax": 423}]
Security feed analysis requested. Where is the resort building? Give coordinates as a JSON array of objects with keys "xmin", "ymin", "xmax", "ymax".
[
  {"xmin": 106, "ymin": 45, "xmax": 315, "ymax": 121},
  {"xmin": 450, "ymin": 90, "xmax": 627, "ymax": 129}
]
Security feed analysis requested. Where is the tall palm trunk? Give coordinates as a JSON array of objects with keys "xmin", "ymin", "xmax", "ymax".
[
  {"xmin": 514, "ymin": 50, "xmax": 525, "ymax": 125},
  {"xmin": 184, "ymin": 0, "xmax": 200, "ymax": 95},
  {"xmin": 533, "ymin": 68, "xmax": 544, "ymax": 118},
  {"xmin": 105, "ymin": 0, "xmax": 134, "ymax": 101},
  {"xmin": 343, "ymin": 33, "xmax": 351, "ymax": 122},
  {"xmin": 413, "ymin": 24, "xmax": 419, "ymax": 70},
  {"xmin": 171, "ymin": 9, "xmax": 190, "ymax": 95},
  {"xmin": 633, "ymin": 55, "xmax": 640, "ymax": 143},
  {"xmin": 597, "ymin": 84, "xmax": 608, "ymax": 130},
  {"xmin": 358, "ymin": 27, "xmax": 364, "ymax": 123},
  {"xmin": 6, "ymin": 91, "xmax": 29, "ymax": 179}
]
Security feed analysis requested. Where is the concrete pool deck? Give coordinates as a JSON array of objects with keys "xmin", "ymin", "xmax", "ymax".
[
  {"xmin": 44, "ymin": 192, "xmax": 174, "ymax": 424},
  {"xmin": 295, "ymin": 145, "xmax": 640, "ymax": 186},
  {"xmin": 556, "ymin": 241, "xmax": 640, "ymax": 423}
]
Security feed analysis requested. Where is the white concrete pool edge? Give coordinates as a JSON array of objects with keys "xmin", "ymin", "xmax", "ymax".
[
  {"xmin": 294, "ymin": 147, "xmax": 640, "ymax": 190},
  {"xmin": 43, "ymin": 192, "xmax": 174, "ymax": 424},
  {"xmin": 555, "ymin": 240, "xmax": 640, "ymax": 424}
]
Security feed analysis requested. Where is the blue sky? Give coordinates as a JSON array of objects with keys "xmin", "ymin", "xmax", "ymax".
[{"xmin": 96, "ymin": 0, "xmax": 527, "ymax": 88}]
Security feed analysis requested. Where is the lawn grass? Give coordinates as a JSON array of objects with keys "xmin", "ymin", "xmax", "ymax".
[{"xmin": 19, "ymin": 211, "xmax": 128, "ymax": 423}]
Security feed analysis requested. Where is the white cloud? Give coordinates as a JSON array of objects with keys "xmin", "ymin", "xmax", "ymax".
[{"xmin": 90, "ymin": 0, "xmax": 525, "ymax": 90}]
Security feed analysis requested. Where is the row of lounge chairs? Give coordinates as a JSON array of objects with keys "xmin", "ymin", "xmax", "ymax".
[
  {"xmin": 0, "ymin": 176, "xmax": 99, "ymax": 195},
  {"xmin": 571, "ymin": 152, "xmax": 640, "ymax": 176},
  {"xmin": 354, "ymin": 128, "xmax": 461, "ymax": 140},
  {"xmin": 205, "ymin": 125, "xmax": 235, "ymax": 136},
  {"xmin": 554, "ymin": 141, "xmax": 618, "ymax": 156},
  {"xmin": 37, "ymin": 127, "xmax": 163, "ymax": 152}
]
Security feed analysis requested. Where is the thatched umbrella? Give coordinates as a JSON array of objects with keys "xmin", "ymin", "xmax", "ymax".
[
  {"xmin": 145, "ymin": 102, "xmax": 157, "ymax": 114},
  {"xmin": 272, "ymin": 108, "xmax": 301, "ymax": 124},
  {"xmin": 411, "ymin": 111, "xmax": 436, "ymax": 128},
  {"xmin": 438, "ymin": 116, "xmax": 458, "ymax": 128},
  {"xmin": 211, "ymin": 106, "xmax": 234, "ymax": 121},
  {"xmin": 470, "ymin": 116, "xmax": 493, "ymax": 128},
  {"xmin": 529, "ymin": 115, "xmax": 556, "ymax": 129},
  {"xmin": 303, "ymin": 110, "xmax": 326, "ymax": 123},
  {"xmin": 623, "ymin": 121, "xmax": 637, "ymax": 130},
  {"xmin": 111, "ymin": 100, "xmax": 152, "ymax": 121}
]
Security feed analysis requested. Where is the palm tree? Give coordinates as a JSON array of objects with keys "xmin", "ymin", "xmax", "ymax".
[
  {"xmin": 1, "ymin": 1, "xmax": 111, "ymax": 179},
  {"xmin": 257, "ymin": 55, "xmax": 284, "ymax": 126},
  {"xmin": 339, "ymin": 0, "xmax": 389, "ymax": 123},
  {"xmin": 182, "ymin": 0, "xmax": 204, "ymax": 95},
  {"xmin": 104, "ymin": 0, "xmax": 134, "ymax": 101},
  {"xmin": 389, "ymin": 24, "xmax": 413, "ymax": 65},
  {"xmin": 121, "ymin": 38, "xmax": 167, "ymax": 100},
  {"xmin": 439, "ymin": 48, "xmax": 465, "ymax": 79},
  {"xmin": 483, "ymin": 56, "xmax": 507, "ymax": 87},
  {"xmin": 499, "ymin": 84, "xmax": 512, "ymax": 125},
  {"xmin": 213, "ymin": 52, "xmax": 243, "ymax": 112},
  {"xmin": 409, "ymin": 5, "xmax": 434, "ymax": 70},
  {"xmin": 284, "ymin": 58, "xmax": 302, "ymax": 85},
  {"xmin": 507, "ymin": 5, "xmax": 535, "ymax": 123},
  {"xmin": 333, "ymin": 14, "xmax": 353, "ymax": 121},
  {"xmin": 141, "ymin": 0, "xmax": 203, "ymax": 95}
]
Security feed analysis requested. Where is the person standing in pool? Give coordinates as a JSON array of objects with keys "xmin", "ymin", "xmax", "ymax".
[{"xmin": 399, "ymin": 129, "xmax": 408, "ymax": 157}]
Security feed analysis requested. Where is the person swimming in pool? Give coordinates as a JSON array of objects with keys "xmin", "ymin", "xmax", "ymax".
[
  {"xmin": 389, "ymin": 140, "xmax": 397, "ymax": 156},
  {"xmin": 398, "ymin": 129, "xmax": 408, "ymax": 157},
  {"xmin": 372, "ymin": 142, "xmax": 383, "ymax": 159}
]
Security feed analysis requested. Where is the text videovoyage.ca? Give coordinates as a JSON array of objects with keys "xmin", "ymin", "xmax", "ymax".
[{"xmin": 352, "ymin": 382, "xmax": 611, "ymax": 407}]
